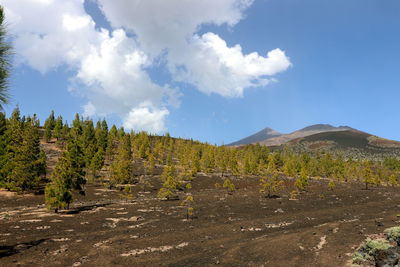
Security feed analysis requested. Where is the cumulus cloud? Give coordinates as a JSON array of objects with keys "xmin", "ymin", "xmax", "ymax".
[
  {"xmin": 97, "ymin": 0, "xmax": 254, "ymax": 57},
  {"xmin": 96, "ymin": 0, "xmax": 292, "ymax": 97},
  {"xmin": 1, "ymin": 0, "xmax": 172, "ymax": 133},
  {"xmin": 2, "ymin": 0, "xmax": 99, "ymax": 73},
  {"xmin": 123, "ymin": 102, "xmax": 169, "ymax": 133},
  {"xmin": 1, "ymin": 0, "xmax": 292, "ymax": 133},
  {"xmin": 76, "ymin": 29, "xmax": 167, "ymax": 116},
  {"xmin": 82, "ymin": 101, "xmax": 96, "ymax": 118},
  {"xmin": 170, "ymin": 33, "xmax": 292, "ymax": 97}
]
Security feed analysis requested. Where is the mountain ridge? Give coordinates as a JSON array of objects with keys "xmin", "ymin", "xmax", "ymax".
[
  {"xmin": 228, "ymin": 124, "xmax": 360, "ymax": 147},
  {"xmin": 227, "ymin": 127, "xmax": 282, "ymax": 146}
]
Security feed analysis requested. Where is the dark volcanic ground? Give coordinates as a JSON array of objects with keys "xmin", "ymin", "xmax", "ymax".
[{"xmin": 1, "ymin": 175, "xmax": 400, "ymax": 267}]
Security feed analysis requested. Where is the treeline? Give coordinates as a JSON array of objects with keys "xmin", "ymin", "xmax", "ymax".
[
  {"xmin": 1, "ymin": 108, "xmax": 400, "ymax": 210},
  {"xmin": 0, "ymin": 108, "xmax": 46, "ymax": 191}
]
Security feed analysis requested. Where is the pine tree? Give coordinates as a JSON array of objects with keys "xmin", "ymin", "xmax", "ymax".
[
  {"xmin": 0, "ymin": 112, "xmax": 7, "ymax": 186},
  {"xmin": 228, "ymin": 150, "xmax": 240, "ymax": 177},
  {"xmin": 201, "ymin": 146, "xmax": 215, "ymax": 173},
  {"xmin": 95, "ymin": 119, "xmax": 108, "ymax": 151},
  {"xmin": 4, "ymin": 107, "xmax": 24, "ymax": 190},
  {"xmin": 259, "ymin": 157, "xmax": 283, "ymax": 198},
  {"xmin": 388, "ymin": 173, "xmax": 398, "ymax": 187},
  {"xmin": 158, "ymin": 164, "xmax": 181, "ymax": 200},
  {"xmin": 144, "ymin": 152, "xmax": 155, "ymax": 176},
  {"xmin": 53, "ymin": 115, "xmax": 63, "ymax": 141},
  {"xmin": 328, "ymin": 180, "xmax": 336, "ymax": 190},
  {"xmin": 44, "ymin": 110, "xmax": 55, "ymax": 142},
  {"xmin": 4, "ymin": 111, "xmax": 46, "ymax": 191},
  {"xmin": 89, "ymin": 148, "xmax": 104, "ymax": 180},
  {"xmin": 70, "ymin": 113, "xmax": 82, "ymax": 139},
  {"xmin": 58, "ymin": 121, "xmax": 70, "ymax": 148},
  {"xmin": 294, "ymin": 167, "xmax": 309, "ymax": 192},
  {"xmin": 223, "ymin": 178, "xmax": 236, "ymax": 193},
  {"xmin": 110, "ymin": 134, "xmax": 132, "ymax": 185},
  {"xmin": 362, "ymin": 164, "xmax": 374, "ymax": 190},
  {"xmin": 260, "ymin": 171, "xmax": 282, "ymax": 198},
  {"xmin": 45, "ymin": 156, "xmax": 73, "ymax": 212},
  {"xmin": 0, "ymin": 6, "xmax": 12, "ymax": 109},
  {"xmin": 217, "ymin": 147, "xmax": 228, "ymax": 177},
  {"xmin": 81, "ymin": 119, "xmax": 97, "ymax": 170},
  {"xmin": 64, "ymin": 137, "xmax": 86, "ymax": 192}
]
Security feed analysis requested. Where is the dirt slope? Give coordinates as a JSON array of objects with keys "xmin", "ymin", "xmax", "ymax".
[{"xmin": 1, "ymin": 175, "xmax": 400, "ymax": 266}]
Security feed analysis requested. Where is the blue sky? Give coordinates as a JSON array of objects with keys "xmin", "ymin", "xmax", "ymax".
[{"xmin": 2, "ymin": 0, "xmax": 400, "ymax": 144}]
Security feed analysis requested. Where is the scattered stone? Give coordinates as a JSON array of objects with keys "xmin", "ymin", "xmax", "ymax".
[
  {"xmin": 93, "ymin": 240, "xmax": 111, "ymax": 247},
  {"xmin": 36, "ymin": 226, "xmax": 51, "ymax": 230},
  {"xmin": 121, "ymin": 242, "xmax": 189, "ymax": 257},
  {"xmin": 274, "ymin": 208, "xmax": 284, "ymax": 213},
  {"xmin": 375, "ymin": 220, "xmax": 384, "ymax": 227},
  {"xmin": 265, "ymin": 221, "xmax": 294, "ymax": 229},
  {"xmin": 315, "ymin": 236, "xmax": 327, "ymax": 252},
  {"xmin": 52, "ymin": 245, "xmax": 68, "ymax": 255},
  {"xmin": 0, "ymin": 233, "xmax": 11, "ymax": 236}
]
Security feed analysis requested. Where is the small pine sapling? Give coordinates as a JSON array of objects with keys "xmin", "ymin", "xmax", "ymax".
[
  {"xmin": 181, "ymin": 195, "xmax": 194, "ymax": 220},
  {"xmin": 294, "ymin": 167, "xmax": 309, "ymax": 192},
  {"xmin": 157, "ymin": 187, "xmax": 174, "ymax": 200},
  {"xmin": 223, "ymin": 178, "xmax": 236, "ymax": 194},
  {"xmin": 185, "ymin": 182, "xmax": 192, "ymax": 190},
  {"xmin": 328, "ymin": 180, "xmax": 336, "ymax": 191},
  {"xmin": 389, "ymin": 174, "xmax": 399, "ymax": 187},
  {"xmin": 289, "ymin": 190, "xmax": 299, "ymax": 200},
  {"xmin": 259, "ymin": 171, "xmax": 283, "ymax": 198},
  {"xmin": 363, "ymin": 166, "xmax": 374, "ymax": 190}
]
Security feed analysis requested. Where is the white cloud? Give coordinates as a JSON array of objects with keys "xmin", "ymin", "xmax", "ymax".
[
  {"xmin": 82, "ymin": 101, "xmax": 96, "ymax": 118},
  {"xmin": 1, "ymin": 0, "xmax": 173, "ymax": 133},
  {"xmin": 123, "ymin": 102, "xmax": 169, "ymax": 134},
  {"xmin": 62, "ymin": 13, "xmax": 92, "ymax": 32},
  {"xmin": 1, "ymin": 0, "xmax": 292, "ymax": 132},
  {"xmin": 97, "ymin": 0, "xmax": 254, "ymax": 57},
  {"xmin": 76, "ymin": 29, "xmax": 167, "ymax": 116},
  {"xmin": 170, "ymin": 33, "xmax": 292, "ymax": 97},
  {"xmin": 2, "ymin": 0, "xmax": 99, "ymax": 73},
  {"xmin": 96, "ymin": 0, "xmax": 292, "ymax": 97}
]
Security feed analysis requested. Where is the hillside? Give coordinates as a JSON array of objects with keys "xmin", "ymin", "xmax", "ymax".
[
  {"xmin": 261, "ymin": 124, "xmax": 352, "ymax": 146},
  {"xmin": 283, "ymin": 130, "xmax": 400, "ymax": 159},
  {"xmin": 228, "ymin": 124, "xmax": 354, "ymax": 147}
]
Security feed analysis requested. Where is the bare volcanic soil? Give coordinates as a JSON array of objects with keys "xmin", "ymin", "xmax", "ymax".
[{"xmin": 1, "ymin": 175, "xmax": 400, "ymax": 267}]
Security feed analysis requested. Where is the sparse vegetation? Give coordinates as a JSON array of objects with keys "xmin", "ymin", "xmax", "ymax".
[{"xmin": 223, "ymin": 178, "xmax": 236, "ymax": 193}]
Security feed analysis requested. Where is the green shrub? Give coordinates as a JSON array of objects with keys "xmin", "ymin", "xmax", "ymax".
[
  {"xmin": 362, "ymin": 238, "xmax": 391, "ymax": 256},
  {"xmin": 223, "ymin": 179, "xmax": 236, "ymax": 193},
  {"xmin": 351, "ymin": 252, "xmax": 365, "ymax": 264},
  {"xmin": 384, "ymin": 226, "xmax": 400, "ymax": 244},
  {"xmin": 157, "ymin": 187, "xmax": 174, "ymax": 200}
]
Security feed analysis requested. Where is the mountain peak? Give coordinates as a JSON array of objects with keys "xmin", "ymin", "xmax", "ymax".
[
  {"xmin": 227, "ymin": 127, "xmax": 282, "ymax": 146},
  {"xmin": 228, "ymin": 123, "xmax": 358, "ymax": 147}
]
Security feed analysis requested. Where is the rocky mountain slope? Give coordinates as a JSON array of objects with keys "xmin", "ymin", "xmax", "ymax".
[
  {"xmin": 228, "ymin": 124, "xmax": 353, "ymax": 146},
  {"xmin": 227, "ymin": 127, "xmax": 282, "ymax": 146}
]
